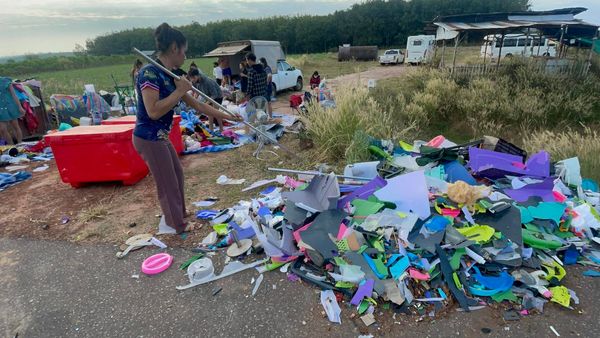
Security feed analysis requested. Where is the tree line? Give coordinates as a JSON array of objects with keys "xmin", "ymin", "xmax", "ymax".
[{"xmin": 86, "ymin": 0, "xmax": 530, "ymax": 56}]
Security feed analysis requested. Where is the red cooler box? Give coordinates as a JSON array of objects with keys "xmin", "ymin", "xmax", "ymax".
[
  {"xmin": 102, "ymin": 115, "xmax": 184, "ymax": 154},
  {"xmin": 45, "ymin": 125, "xmax": 149, "ymax": 188}
]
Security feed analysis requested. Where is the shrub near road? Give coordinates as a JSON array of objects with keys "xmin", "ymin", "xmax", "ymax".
[{"xmin": 303, "ymin": 59, "xmax": 600, "ymax": 180}]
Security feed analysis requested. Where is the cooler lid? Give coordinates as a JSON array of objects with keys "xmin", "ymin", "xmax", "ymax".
[{"xmin": 45, "ymin": 125, "xmax": 135, "ymax": 144}]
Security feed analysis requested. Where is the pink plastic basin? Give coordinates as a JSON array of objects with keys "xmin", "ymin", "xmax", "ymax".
[{"xmin": 141, "ymin": 253, "xmax": 173, "ymax": 275}]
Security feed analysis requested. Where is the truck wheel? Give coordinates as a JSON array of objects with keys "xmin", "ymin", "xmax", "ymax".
[
  {"xmin": 543, "ymin": 52, "xmax": 550, "ymax": 57},
  {"xmin": 294, "ymin": 77, "xmax": 303, "ymax": 91},
  {"xmin": 271, "ymin": 83, "xmax": 277, "ymax": 98}
]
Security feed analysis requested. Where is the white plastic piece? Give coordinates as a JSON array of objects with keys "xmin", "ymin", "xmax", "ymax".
[
  {"xmin": 176, "ymin": 258, "xmax": 268, "ymax": 290},
  {"xmin": 252, "ymin": 274, "xmax": 264, "ymax": 296}
]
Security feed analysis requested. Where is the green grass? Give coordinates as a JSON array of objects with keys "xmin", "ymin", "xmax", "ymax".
[
  {"xmin": 25, "ymin": 58, "xmax": 216, "ymax": 101},
  {"xmin": 287, "ymin": 52, "xmax": 379, "ymax": 80},
  {"xmin": 28, "ymin": 52, "xmax": 379, "ymax": 101}
]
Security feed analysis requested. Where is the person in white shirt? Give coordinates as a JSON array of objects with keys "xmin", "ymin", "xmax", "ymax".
[{"xmin": 213, "ymin": 62, "xmax": 223, "ymax": 85}]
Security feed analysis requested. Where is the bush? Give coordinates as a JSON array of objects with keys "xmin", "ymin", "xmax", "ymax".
[
  {"xmin": 522, "ymin": 127, "xmax": 600, "ymax": 182},
  {"xmin": 301, "ymin": 84, "xmax": 422, "ymax": 162},
  {"xmin": 306, "ymin": 59, "xmax": 600, "ymax": 163}
]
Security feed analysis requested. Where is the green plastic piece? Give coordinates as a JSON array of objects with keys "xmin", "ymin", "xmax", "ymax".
[
  {"xmin": 179, "ymin": 254, "xmax": 204, "ymax": 270},
  {"xmin": 335, "ymin": 281, "xmax": 355, "ymax": 288},
  {"xmin": 452, "ymin": 272, "xmax": 463, "ymax": 289},
  {"xmin": 554, "ymin": 230, "xmax": 575, "ymax": 239},
  {"xmin": 336, "ymin": 239, "xmax": 350, "ymax": 253},
  {"xmin": 522, "ymin": 228, "xmax": 562, "ymax": 250},
  {"xmin": 479, "ymin": 200, "xmax": 493, "ymax": 210},
  {"xmin": 352, "ymin": 199, "xmax": 385, "ymax": 225},
  {"xmin": 358, "ymin": 300, "xmax": 370, "ymax": 314},
  {"xmin": 368, "ymin": 145, "xmax": 391, "ymax": 160},
  {"xmin": 456, "ymin": 225, "xmax": 495, "ymax": 244},
  {"xmin": 373, "ymin": 254, "xmax": 389, "ymax": 278},
  {"xmin": 369, "ymin": 238, "xmax": 385, "ymax": 253},
  {"xmin": 450, "ymin": 248, "xmax": 466, "ymax": 271},
  {"xmin": 491, "ymin": 289, "xmax": 518, "ymax": 303},
  {"xmin": 428, "ymin": 268, "xmax": 441, "ymax": 281},
  {"xmin": 264, "ymin": 261, "xmax": 286, "ymax": 271},
  {"xmin": 212, "ymin": 223, "xmax": 229, "ymax": 236},
  {"xmin": 357, "ymin": 245, "xmax": 369, "ymax": 254}
]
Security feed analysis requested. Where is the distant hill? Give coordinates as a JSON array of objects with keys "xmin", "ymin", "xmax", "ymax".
[{"xmin": 0, "ymin": 52, "xmax": 74, "ymax": 64}]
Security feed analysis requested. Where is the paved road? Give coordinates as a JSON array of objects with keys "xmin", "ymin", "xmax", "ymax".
[{"xmin": 1, "ymin": 238, "xmax": 599, "ymax": 338}]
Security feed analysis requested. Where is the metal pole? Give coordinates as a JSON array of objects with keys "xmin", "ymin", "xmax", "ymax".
[
  {"xmin": 523, "ymin": 28, "xmax": 530, "ymax": 56},
  {"xmin": 558, "ymin": 25, "xmax": 566, "ymax": 59},
  {"xmin": 441, "ymin": 39, "xmax": 446, "ymax": 68},
  {"xmin": 267, "ymin": 167, "xmax": 372, "ymax": 181},
  {"xmin": 497, "ymin": 32, "xmax": 505, "ymax": 70},
  {"xmin": 132, "ymin": 48, "xmax": 298, "ymax": 159},
  {"xmin": 483, "ymin": 36, "xmax": 488, "ymax": 64},
  {"xmin": 451, "ymin": 33, "xmax": 460, "ymax": 74},
  {"xmin": 586, "ymin": 36, "xmax": 598, "ymax": 76}
]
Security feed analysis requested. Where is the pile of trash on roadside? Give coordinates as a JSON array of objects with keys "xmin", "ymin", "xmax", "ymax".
[{"xmin": 140, "ymin": 134, "xmax": 600, "ymax": 326}]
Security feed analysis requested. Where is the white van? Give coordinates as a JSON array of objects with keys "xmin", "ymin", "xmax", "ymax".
[
  {"xmin": 405, "ymin": 35, "xmax": 436, "ymax": 64},
  {"xmin": 480, "ymin": 34, "xmax": 557, "ymax": 59},
  {"xmin": 204, "ymin": 40, "xmax": 304, "ymax": 96}
]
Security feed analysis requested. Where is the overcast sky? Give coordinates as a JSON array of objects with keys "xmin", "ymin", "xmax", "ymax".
[{"xmin": 0, "ymin": 0, "xmax": 598, "ymax": 56}]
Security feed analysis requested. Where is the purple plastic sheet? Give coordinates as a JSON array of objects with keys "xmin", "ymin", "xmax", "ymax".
[
  {"xmin": 337, "ymin": 176, "xmax": 387, "ymax": 209},
  {"xmin": 504, "ymin": 177, "xmax": 556, "ymax": 202},
  {"xmin": 350, "ymin": 279, "xmax": 375, "ymax": 305},
  {"xmin": 468, "ymin": 147, "xmax": 550, "ymax": 179}
]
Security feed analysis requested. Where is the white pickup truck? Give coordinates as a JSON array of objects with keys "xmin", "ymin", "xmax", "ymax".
[
  {"xmin": 379, "ymin": 49, "xmax": 405, "ymax": 65},
  {"xmin": 204, "ymin": 40, "xmax": 304, "ymax": 97}
]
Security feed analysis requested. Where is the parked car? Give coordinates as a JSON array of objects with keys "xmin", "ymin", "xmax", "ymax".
[
  {"xmin": 204, "ymin": 40, "xmax": 304, "ymax": 96},
  {"xmin": 405, "ymin": 35, "xmax": 436, "ymax": 64},
  {"xmin": 379, "ymin": 49, "xmax": 405, "ymax": 65}
]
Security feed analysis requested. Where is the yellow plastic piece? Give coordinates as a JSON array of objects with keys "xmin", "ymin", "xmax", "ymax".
[{"xmin": 456, "ymin": 225, "xmax": 496, "ymax": 244}]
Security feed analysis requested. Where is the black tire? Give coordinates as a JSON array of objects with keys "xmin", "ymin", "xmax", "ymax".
[
  {"xmin": 505, "ymin": 53, "xmax": 513, "ymax": 58},
  {"xmin": 271, "ymin": 83, "xmax": 277, "ymax": 98},
  {"xmin": 543, "ymin": 52, "xmax": 550, "ymax": 57},
  {"xmin": 294, "ymin": 77, "xmax": 303, "ymax": 91}
]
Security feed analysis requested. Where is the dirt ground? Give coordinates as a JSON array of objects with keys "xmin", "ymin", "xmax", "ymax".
[
  {"xmin": 0, "ymin": 90, "xmax": 315, "ymax": 247},
  {"xmin": 328, "ymin": 63, "xmax": 412, "ymax": 89},
  {"xmin": 0, "ymin": 65, "xmax": 406, "ymax": 247}
]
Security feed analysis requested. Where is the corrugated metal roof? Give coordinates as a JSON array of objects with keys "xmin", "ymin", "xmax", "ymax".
[
  {"xmin": 203, "ymin": 43, "xmax": 250, "ymax": 57},
  {"xmin": 434, "ymin": 19, "xmax": 599, "ymax": 40},
  {"xmin": 433, "ymin": 7, "xmax": 598, "ymax": 40},
  {"xmin": 435, "ymin": 7, "xmax": 587, "ymax": 24}
]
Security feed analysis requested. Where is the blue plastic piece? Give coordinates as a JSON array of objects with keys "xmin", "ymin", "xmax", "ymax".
[
  {"xmin": 444, "ymin": 161, "xmax": 477, "ymax": 185},
  {"xmin": 563, "ymin": 245, "xmax": 579, "ymax": 265},
  {"xmin": 582, "ymin": 179, "xmax": 599, "ymax": 193},
  {"xmin": 468, "ymin": 266, "xmax": 514, "ymax": 296},
  {"xmin": 196, "ymin": 209, "xmax": 218, "ymax": 220},
  {"xmin": 424, "ymin": 216, "xmax": 450, "ymax": 233}
]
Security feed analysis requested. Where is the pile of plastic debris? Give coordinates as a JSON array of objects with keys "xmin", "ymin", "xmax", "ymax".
[{"xmin": 181, "ymin": 135, "xmax": 600, "ymax": 325}]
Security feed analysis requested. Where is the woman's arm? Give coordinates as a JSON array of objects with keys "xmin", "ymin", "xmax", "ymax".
[
  {"xmin": 182, "ymin": 94, "xmax": 241, "ymax": 122},
  {"xmin": 141, "ymin": 77, "xmax": 191, "ymax": 120}
]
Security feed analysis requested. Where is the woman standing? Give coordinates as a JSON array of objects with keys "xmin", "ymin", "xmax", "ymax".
[
  {"xmin": 0, "ymin": 77, "xmax": 24, "ymax": 145},
  {"xmin": 259, "ymin": 57, "xmax": 273, "ymax": 118},
  {"xmin": 133, "ymin": 23, "xmax": 241, "ymax": 234},
  {"xmin": 239, "ymin": 60, "xmax": 249, "ymax": 95}
]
